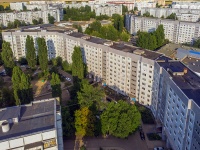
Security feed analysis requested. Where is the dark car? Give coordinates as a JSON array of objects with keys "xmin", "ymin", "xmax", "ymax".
[{"xmin": 140, "ymin": 131, "xmax": 145, "ymax": 140}]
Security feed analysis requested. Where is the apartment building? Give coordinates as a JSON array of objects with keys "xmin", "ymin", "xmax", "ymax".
[
  {"xmin": 2, "ymin": 25, "xmax": 200, "ymax": 150},
  {"xmin": 0, "ymin": 9, "xmax": 63, "ymax": 27},
  {"xmin": 64, "ymin": 3, "xmax": 122, "ymax": 16},
  {"xmin": 141, "ymin": 8, "xmax": 200, "ymax": 22},
  {"xmin": 172, "ymin": 1, "xmax": 200, "ymax": 9},
  {"xmin": 0, "ymin": 98, "xmax": 63, "ymax": 150},
  {"xmin": 125, "ymin": 15, "xmax": 200, "ymax": 44},
  {"xmin": 2, "ymin": 24, "xmax": 161, "ymax": 105},
  {"xmin": 152, "ymin": 60, "xmax": 200, "ymax": 150}
]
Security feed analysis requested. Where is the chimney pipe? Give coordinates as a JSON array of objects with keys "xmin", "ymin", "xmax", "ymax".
[{"xmin": 183, "ymin": 68, "xmax": 188, "ymax": 74}]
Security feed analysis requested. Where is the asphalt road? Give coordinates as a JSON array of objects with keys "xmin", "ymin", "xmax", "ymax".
[{"xmin": 64, "ymin": 131, "xmax": 148, "ymax": 150}]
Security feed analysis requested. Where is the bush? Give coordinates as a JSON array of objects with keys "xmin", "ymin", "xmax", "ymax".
[
  {"xmin": 80, "ymin": 145, "xmax": 87, "ymax": 150},
  {"xmin": 147, "ymin": 133, "xmax": 162, "ymax": 140}
]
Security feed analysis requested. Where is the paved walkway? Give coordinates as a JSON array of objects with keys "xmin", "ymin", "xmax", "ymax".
[
  {"xmin": 64, "ymin": 132, "xmax": 148, "ymax": 150},
  {"xmin": 142, "ymin": 123, "xmax": 166, "ymax": 149}
]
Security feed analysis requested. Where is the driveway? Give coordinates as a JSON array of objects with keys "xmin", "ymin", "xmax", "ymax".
[{"xmin": 64, "ymin": 131, "xmax": 148, "ymax": 150}]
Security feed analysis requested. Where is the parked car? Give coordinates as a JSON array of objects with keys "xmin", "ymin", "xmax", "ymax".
[
  {"xmin": 140, "ymin": 131, "xmax": 145, "ymax": 140},
  {"xmin": 65, "ymin": 77, "xmax": 71, "ymax": 81},
  {"xmin": 154, "ymin": 147, "xmax": 164, "ymax": 150}
]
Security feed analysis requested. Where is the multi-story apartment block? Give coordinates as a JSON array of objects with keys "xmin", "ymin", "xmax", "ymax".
[
  {"xmin": 0, "ymin": 98, "xmax": 63, "ymax": 150},
  {"xmin": 0, "ymin": 9, "xmax": 63, "ymax": 27},
  {"xmin": 141, "ymin": 8, "xmax": 200, "ymax": 22},
  {"xmin": 153, "ymin": 60, "xmax": 200, "ymax": 150},
  {"xmin": 92, "ymin": 4, "xmax": 122, "ymax": 16},
  {"xmin": 172, "ymin": 1, "xmax": 200, "ymax": 9},
  {"xmin": 64, "ymin": 3, "xmax": 122, "ymax": 16},
  {"xmin": 125, "ymin": 15, "xmax": 200, "ymax": 44},
  {"xmin": 2, "ymin": 25, "xmax": 200, "ymax": 150}
]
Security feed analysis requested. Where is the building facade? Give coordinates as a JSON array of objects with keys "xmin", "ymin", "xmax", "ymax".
[
  {"xmin": 2, "ymin": 25, "xmax": 200, "ymax": 150},
  {"xmin": 125, "ymin": 15, "xmax": 200, "ymax": 44},
  {"xmin": 141, "ymin": 8, "xmax": 200, "ymax": 22},
  {"xmin": 0, "ymin": 98, "xmax": 63, "ymax": 150},
  {"xmin": 0, "ymin": 9, "xmax": 63, "ymax": 27}
]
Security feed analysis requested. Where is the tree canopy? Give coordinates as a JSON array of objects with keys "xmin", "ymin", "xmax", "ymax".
[
  {"xmin": 37, "ymin": 37, "xmax": 48, "ymax": 73},
  {"xmin": 101, "ymin": 100, "xmax": 141, "ymax": 138},
  {"xmin": 48, "ymin": 14, "xmax": 55, "ymax": 24},
  {"xmin": 63, "ymin": 6, "xmax": 95, "ymax": 21},
  {"xmin": 26, "ymin": 35, "xmax": 36, "ymax": 69},
  {"xmin": 75, "ymin": 107, "xmax": 95, "ymax": 137},
  {"xmin": 72, "ymin": 46, "xmax": 84, "ymax": 79},
  {"xmin": 12, "ymin": 66, "xmax": 33, "ymax": 105},
  {"xmin": 50, "ymin": 73, "xmax": 62, "ymax": 100},
  {"xmin": 1, "ymin": 41, "xmax": 15, "ymax": 76},
  {"xmin": 77, "ymin": 79, "xmax": 105, "ymax": 109},
  {"xmin": 166, "ymin": 13, "xmax": 177, "ymax": 20},
  {"xmin": 136, "ymin": 25, "xmax": 165, "ymax": 50}
]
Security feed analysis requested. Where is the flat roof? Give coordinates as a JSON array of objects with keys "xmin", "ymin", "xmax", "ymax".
[
  {"xmin": 0, "ymin": 99, "xmax": 55, "ymax": 141},
  {"xmin": 111, "ymin": 43, "xmax": 162, "ymax": 60},
  {"xmin": 182, "ymin": 57, "xmax": 200, "ymax": 73},
  {"xmin": 158, "ymin": 61, "xmax": 200, "ymax": 106}
]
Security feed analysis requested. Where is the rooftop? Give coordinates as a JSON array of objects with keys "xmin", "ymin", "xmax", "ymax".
[
  {"xmin": 158, "ymin": 61, "xmax": 200, "ymax": 106},
  {"xmin": 182, "ymin": 56, "xmax": 200, "ymax": 73},
  {"xmin": 0, "ymin": 99, "xmax": 56, "ymax": 141}
]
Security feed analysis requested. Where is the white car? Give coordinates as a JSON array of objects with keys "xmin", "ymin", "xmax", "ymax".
[
  {"xmin": 154, "ymin": 147, "xmax": 164, "ymax": 150},
  {"xmin": 66, "ymin": 77, "xmax": 71, "ymax": 81}
]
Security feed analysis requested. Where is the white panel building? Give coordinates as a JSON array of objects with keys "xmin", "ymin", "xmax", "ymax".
[
  {"xmin": 0, "ymin": 98, "xmax": 63, "ymax": 150},
  {"xmin": 125, "ymin": 15, "xmax": 200, "ymax": 44}
]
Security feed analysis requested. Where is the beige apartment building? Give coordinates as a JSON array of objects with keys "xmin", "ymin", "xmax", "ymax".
[{"xmin": 2, "ymin": 24, "xmax": 200, "ymax": 150}]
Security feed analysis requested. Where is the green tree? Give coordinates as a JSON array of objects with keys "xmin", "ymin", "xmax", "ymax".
[
  {"xmin": 166, "ymin": 13, "xmax": 177, "ymax": 20},
  {"xmin": 77, "ymin": 79, "xmax": 105, "ymax": 109},
  {"xmin": 122, "ymin": 5, "xmax": 128, "ymax": 15},
  {"xmin": 72, "ymin": 46, "xmax": 84, "ymax": 79},
  {"xmin": 148, "ymin": 34, "xmax": 157, "ymax": 50},
  {"xmin": 14, "ymin": 19, "xmax": 21, "ymax": 28},
  {"xmin": 143, "ymin": 11, "xmax": 150, "ymax": 17},
  {"xmin": 19, "ymin": 73, "xmax": 33, "ymax": 104},
  {"xmin": 134, "ymin": 7, "xmax": 138, "ymax": 11},
  {"xmin": 26, "ymin": 35, "xmax": 36, "ymax": 69},
  {"xmin": 1, "ymin": 41, "xmax": 15, "ymax": 76},
  {"xmin": 38, "ymin": 18, "xmax": 43, "ymax": 24},
  {"xmin": 120, "ymin": 31, "xmax": 130, "ymax": 42},
  {"xmin": 0, "ymin": 88, "xmax": 15, "ymax": 108},
  {"xmin": 112, "ymin": 14, "xmax": 123, "ymax": 32},
  {"xmin": 75, "ymin": 107, "xmax": 95, "ymax": 137},
  {"xmin": 37, "ymin": 37, "xmax": 48, "ymax": 73},
  {"xmin": 12, "ymin": 66, "xmax": 23, "ymax": 105},
  {"xmin": 62, "ymin": 60, "xmax": 71, "ymax": 72},
  {"xmin": 155, "ymin": 25, "xmax": 165, "ymax": 47},
  {"xmin": 48, "ymin": 14, "xmax": 55, "ymax": 24},
  {"xmin": 50, "ymin": 73, "xmax": 62, "ymax": 100},
  {"xmin": 101, "ymin": 100, "xmax": 141, "ymax": 138},
  {"xmin": 32, "ymin": 19, "xmax": 38, "ymax": 25}
]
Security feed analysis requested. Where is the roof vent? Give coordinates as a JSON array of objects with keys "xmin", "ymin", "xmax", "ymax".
[
  {"xmin": 2, "ymin": 121, "xmax": 10, "ymax": 133},
  {"xmin": 81, "ymin": 36, "xmax": 90, "ymax": 40},
  {"xmin": 134, "ymin": 49, "xmax": 145, "ymax": 55},
  {"xmin": 104, "ymin": 41, "xmax": 113, "ymax": 46}
]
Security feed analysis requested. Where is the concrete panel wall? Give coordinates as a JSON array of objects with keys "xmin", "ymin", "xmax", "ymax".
[
  {"xmin": 0, "ymin": 141, "xmax": 9, "ymax": 150},
  {"xmin": 42, "ymin": 130, "xmax": 56, "ymax": 140},
  {"xmin": 24, "ymin": 133, "xmax": 42, "ymax": 145},
  {"xmin": 9, "ymin": 138, "xmax": 24, "ymax": 149}
]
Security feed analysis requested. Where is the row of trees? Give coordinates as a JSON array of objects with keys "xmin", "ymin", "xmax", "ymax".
[
  {"xmin": 32, "ymin": 18, "xmax": 43, "ymax": 25},
  {"xmin": 136, "ymin": 25, "xmax": 165, "ymax": 50},
  {"xmin": 63, "ymin": 6, "xmax": 95, "ymax": 21},
  {"xmin": 7, "ymin": 19, "xmax": 27, "ymax": 29},
  {"xmin": 0, "ymin": 5, "xmax": 10, "ymax": 12},
  {"xmin": 85, "ymin": 20, "xmax": 130, "ymax": 42}
]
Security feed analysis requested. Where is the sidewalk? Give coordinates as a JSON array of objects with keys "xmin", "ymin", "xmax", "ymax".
[{"xmin": 142, "ymin": 122, "xmax": 166, "ymax": 149}]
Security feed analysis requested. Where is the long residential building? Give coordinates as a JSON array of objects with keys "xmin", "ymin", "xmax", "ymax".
[
  {"xmin": 2, "ymin": 25, "xmax": 200, "ymax": 150},
  {"xmin": 172, "ymin": 1, "xmax": 200, "ymax": 9},
  {"xmin": 0, "ymin": 9, "xmax": 63, "ymax": 27},
  {"xmin": 125, "ymin": 15, "xmax": 200, "ymax": 44},
  {"xmin": 141, "ymin": 8, "xmax": 200, "ymax": 22},
  {"xmin": 0, "ymin": 98, "xmax": 63, "ymax": 150}
]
